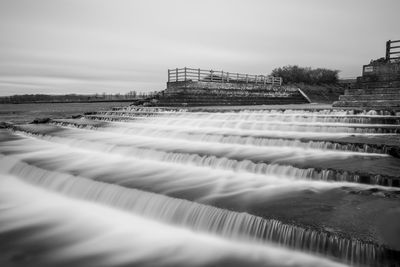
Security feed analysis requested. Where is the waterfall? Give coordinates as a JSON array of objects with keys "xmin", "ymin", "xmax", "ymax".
[
  {"xmin": 1, "ymin": 106, "xmax": 399, "ymax": 267},
  {"xmin": 1, "ymin": 173, "xmax": 349, "ymax": 267},
  {"xmin": 0, "ymin": 157, "xmax": 390, "ymax": 266},
  {"xmin": 52, "ymin": 119, "xmax": 391, "ymax": 154},
  {"xmin": 92, "ymin": 107, "xmax": 400, "ymax": 125},
  {"xmin": 88, "ymin": 114, "xmax": 399, "ymax": 134},
  {"xmin": 2, "ymin": 128, "xmax": 397, "ymax": 193},
  {"xmin": 6, "ymin": 124, "xmax": 398, "ymax": 189}
]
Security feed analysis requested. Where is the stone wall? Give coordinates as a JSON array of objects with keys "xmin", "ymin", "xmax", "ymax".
[
  {"xmin": 158, "ymin": 81, "xmax": 309, "ymax": 106},
  {"xmin": 166, "ymin": 81, "xmax": 287, "ymax": 91},
  {"xmin": 166, "ymin": 81, "xmax": 300, "ymax": 95},
  {"xmin": 333, "ymin": 60, "xmax": 400, "ymax": 110},
  {"xmin": 361, "ymin": 61, "xmax": 400, "ymax": 83}
]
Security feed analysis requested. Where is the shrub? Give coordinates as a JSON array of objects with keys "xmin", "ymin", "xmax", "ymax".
[{"xmin": 271, "ymin": 65, "xmax": 339, "ymax": 85}]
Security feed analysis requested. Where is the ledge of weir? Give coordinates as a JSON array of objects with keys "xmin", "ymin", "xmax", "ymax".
[
  {"xmin": 3, "ymin": 115, "xmax": 400, "ymax": 266},
  {"xmin": 8, "ymin": 120, "xmax": 400, "ymax": 189}
]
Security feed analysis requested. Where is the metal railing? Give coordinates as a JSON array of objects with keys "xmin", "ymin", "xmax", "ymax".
[
  {"xmin": 386, "ymin": 40, "xmax": 400, "ymax": 62},
  {"xmin": 168, "ymin": 67, "xmax": 282, "ymax": 85}
]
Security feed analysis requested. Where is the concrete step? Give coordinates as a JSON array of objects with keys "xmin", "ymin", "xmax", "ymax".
[
  {"xmin": 355, "ymin": 81, "xmax": 400, "ymax": 89},
  {"xmin": 159, "ymin": 98, "xmax": 306, "ymax": 102},
  {"xmin": 157, "ymin": 88, "xmax": 309, "ymax": 106},
  {"xmin": 339, "ymin": 94, "xmax": 400, "ymax": 101},
  {"xmin": 157, "ymin": 100, "xmax": 308, "ymax": 106},
  {"xmin": 158, "ymin": 92, "xmax": 309, "ymax": 106},
  {"xmin": 333, "ymin": 100, "xmax": 400, "ymax": 110},
  {"xmin": 159, "ymin": 96, "xmax": 307, "ymax": 100},
  {"xmin": 345, "ymin": 88, "xmax": 400, "ymax": 95},
  {"xmin": 158, "ymin": 102, "xmax": 309, "ymax": 106},
  {"xmin": 163, "ymin": 94, "xmax": 304, "ymax": 99}
]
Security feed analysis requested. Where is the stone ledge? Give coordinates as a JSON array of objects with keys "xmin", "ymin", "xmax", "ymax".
[
  {"xmin": 339, "ymin": 94, "xmax": 400, "ymax": 101},
  {"xmin": 333, "ymin": 100, "xmax": 400, "ymax": 109},
  {"xmin": 345, "ymin": 88, "xmax": 400, "ymax": 95}
]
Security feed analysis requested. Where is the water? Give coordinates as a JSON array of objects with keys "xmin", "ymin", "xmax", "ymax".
[
  {"xmin": 0, "ymin": 159, "xmax": 380, "ymax": 266},
  {"xmin": 1, "ymin": 107, "xmax": 400, "ymax": 266},
  {"xmin": 53, "ymin": 119, "xmax": 392, "ymax": 153},
  {"xmin": 2, "ymin": 173, "xmax": 347, "ymax": 267}
]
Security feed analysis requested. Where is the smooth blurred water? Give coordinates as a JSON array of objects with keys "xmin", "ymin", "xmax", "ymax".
[{"xmin": 1, "ymin": 107, "xmax": 399, "ymax": 266}]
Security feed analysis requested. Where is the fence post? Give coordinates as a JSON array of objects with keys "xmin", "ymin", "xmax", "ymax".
[
  {"xmin": 263, "ymin": 75, "xmax": 266, "ymax": 85},
  {"xmin": 210, "ymin": 70, "xmax": 213, "ymax": 81},
  {"xmin": 168, "ymin": 69, "xmax": 170, "ymax": 82},
  {"xmin": 246, "ymin": 74, "xmax": 248, "ymax": 84},
  {"xmin": 386, "ymin": 40, "xmax": 391, "ymax": 61},
  {"xmin": 255, "ymin": 75, "xmax": 258, "ymax": 84},
  {"xmin": 237, "ymin": 73, "xmax": 239, "ymax": 81},
  {"xmin": 198, "ymin": 68, "xmax": 200, "ymax": 81},
  {"xmin": 184, "ymin": 67, "xmax": 187, "ymax": 81},
  {"xmin": 221, "ymin": 71, "xmax": 224, "ymax": 83},
  {"xmin": 176, "ymin": 68, "xmax": 178, "ymax": 82},
  {"xmin": 227, "ymin": 72, "xmax": 230, "ymax": 82}
]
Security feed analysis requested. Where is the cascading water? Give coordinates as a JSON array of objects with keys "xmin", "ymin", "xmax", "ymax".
[
  {"xmin": 1, "ymin": 107, "xmax": 400, "ymax": 267},
  {"xmin": 52, "ymin": 119, "xmax": 392, "ymax": 154},
  {"xmin": 0, "ymin": 173, "xmax": 350, "ymax": 267},
  {"xmin": 0, "ymin": 158, "xmax": 387, "ymax": 266}
]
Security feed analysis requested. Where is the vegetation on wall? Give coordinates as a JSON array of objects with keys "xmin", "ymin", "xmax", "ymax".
[{"xmin": 271, "ymin": 65, "xmax": 339, "ymax": 85}]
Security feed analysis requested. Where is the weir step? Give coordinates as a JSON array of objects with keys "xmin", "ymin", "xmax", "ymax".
[
  {"xmin": 158, "ymin": 99, "xmax": 307, "ymax": 103},
  {"xmin": 339, "ymin": 94, "xmax": 400, "ymax": 101},
  {"xmin": 157, "ymin": 89, "xmax": 309, "ymax": 106},
  {"xmin": 158, "ymin": 100, "xmax": 308, "ymax": 106},
  {"xmin": 345, "ymin": 88, "xmax": 400, "ymax": 95},
  {"xmin": 157, "ymin": 102, "xmax": 307, "ymax": 106},
  {"xmin": 355, "ymin": 81, "xmax": 400, "ymax": 89},
  {"xmin": 10, "ymin": 122, "xmax": 400, "ymax": 187},
  {"xmin": 333, "ymin": 100, "xmax": 400, "ymax": 109},
  {"xmin": 87, "ymin": 114, "xmax": 400, "ymax": 128},
  {"xmin": 85, "ymin": 114, "xmax": 400, "ymax": 125}
]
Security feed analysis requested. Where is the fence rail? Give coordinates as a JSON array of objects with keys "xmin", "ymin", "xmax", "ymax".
[
  {"xmin": 168, "ymin": 67, "xmax": 282, "ymax": 85},
  {"xmin": 386, "ymin": 40, "xmax": 400, "ymax": 61}
]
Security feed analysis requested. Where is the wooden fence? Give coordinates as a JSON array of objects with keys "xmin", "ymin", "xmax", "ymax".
[
  {"xmin": 168, "ymin": 67, "xmax": 283, "ymax": 86},
  {"xmin": 386, "ymin": 40, "xmax": 400, "ymax": 61}
]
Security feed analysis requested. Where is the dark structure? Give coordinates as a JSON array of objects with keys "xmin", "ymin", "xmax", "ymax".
[
  {"xmin": 333, "ymin": 40, "xmax": 400, "ymax": 110},
  {"xmin": 387, "ymin": 39, "xmax": 400, "ymax": 62},
  {"xmin": 157, "ymin": 68, "xmax": 309, "ymax": 106}
]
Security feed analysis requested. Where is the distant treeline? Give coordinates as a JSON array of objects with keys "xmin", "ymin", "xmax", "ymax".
[
  {"xmin": 0, "ymin": 91, "xmax": 159, "ymax": 104},
  {"xmin": 271, "ymin": 65, "xmax": 339, "ymax": 85}
]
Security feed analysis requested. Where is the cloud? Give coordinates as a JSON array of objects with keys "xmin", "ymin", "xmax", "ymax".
[{"xmin": 0, "ymin": 0, "xmax": 399, "ymax": 96}]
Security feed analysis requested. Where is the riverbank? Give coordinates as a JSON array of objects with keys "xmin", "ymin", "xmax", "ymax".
[{"xmin": 0, "ymin": 102, "xmax": 131, "ymax": 124}]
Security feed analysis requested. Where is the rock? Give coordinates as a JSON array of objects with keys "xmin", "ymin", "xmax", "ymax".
[
  {"xmin": 71, "ymin": 114, "xmax": 83, "ymax": 119},
  {"xmin": 31, "ymin": 118, "xmax": 52, "ymax": 124},
  {"xmin": 372, "ymin": 192, "xmax": 386, "ymax": 197},
  {"xmin": 387, "ymin": 146, "xmax": 400, "ymax": 158},
  {"xmin": 0, "ymin": 121, "xmax": 13, "ymax": 128}
]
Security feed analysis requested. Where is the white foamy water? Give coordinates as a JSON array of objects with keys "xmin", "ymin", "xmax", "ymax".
[
  {"xmin": 91, "ymin": 108, "xmax": 400, "ymax": 133},
  {"xmin": 0, "ymin": 130, "xmax": 390, "ymax": 208},
  {"xmin": 1, "ymin": 107, "xmax": 399, "ymax": 266},
  {"xmin": 0, "ymin": 173, "xmax": 347, "ymax": 267},
  {"xmin": 52, "ymin": 119, "xmax": 392, "ymax": 153},
  {"xmin": 14, "ymin": 123, "xmax": 389, "ymax": 163},
  {"xmin": 88, "ymin": 115, "xmax": 397, "ymax": 135}
]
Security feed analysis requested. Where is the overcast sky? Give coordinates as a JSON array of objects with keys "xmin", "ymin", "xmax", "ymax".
[{"xmin": 0, "ymin": 0, "xmax": 399, "ymax": 96}]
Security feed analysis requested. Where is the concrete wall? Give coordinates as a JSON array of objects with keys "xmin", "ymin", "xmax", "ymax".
[
  {"xmin": 361, "ymin": 61, "xmax": 400, "ymax": 82},
  {"xmin": 168, "ymin": 81, "xmax": 276, "ymax": 91},
  {"xmin": 159, "ymin": 81, "xmax": 309, "ymax": 106},
  {"xmin": 166, "ymin": 81, "xmax": 299, "ymax": 95},
  {"xmin": 333, "ymin": 61, "xmax": 400, "ymax": 110}
]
